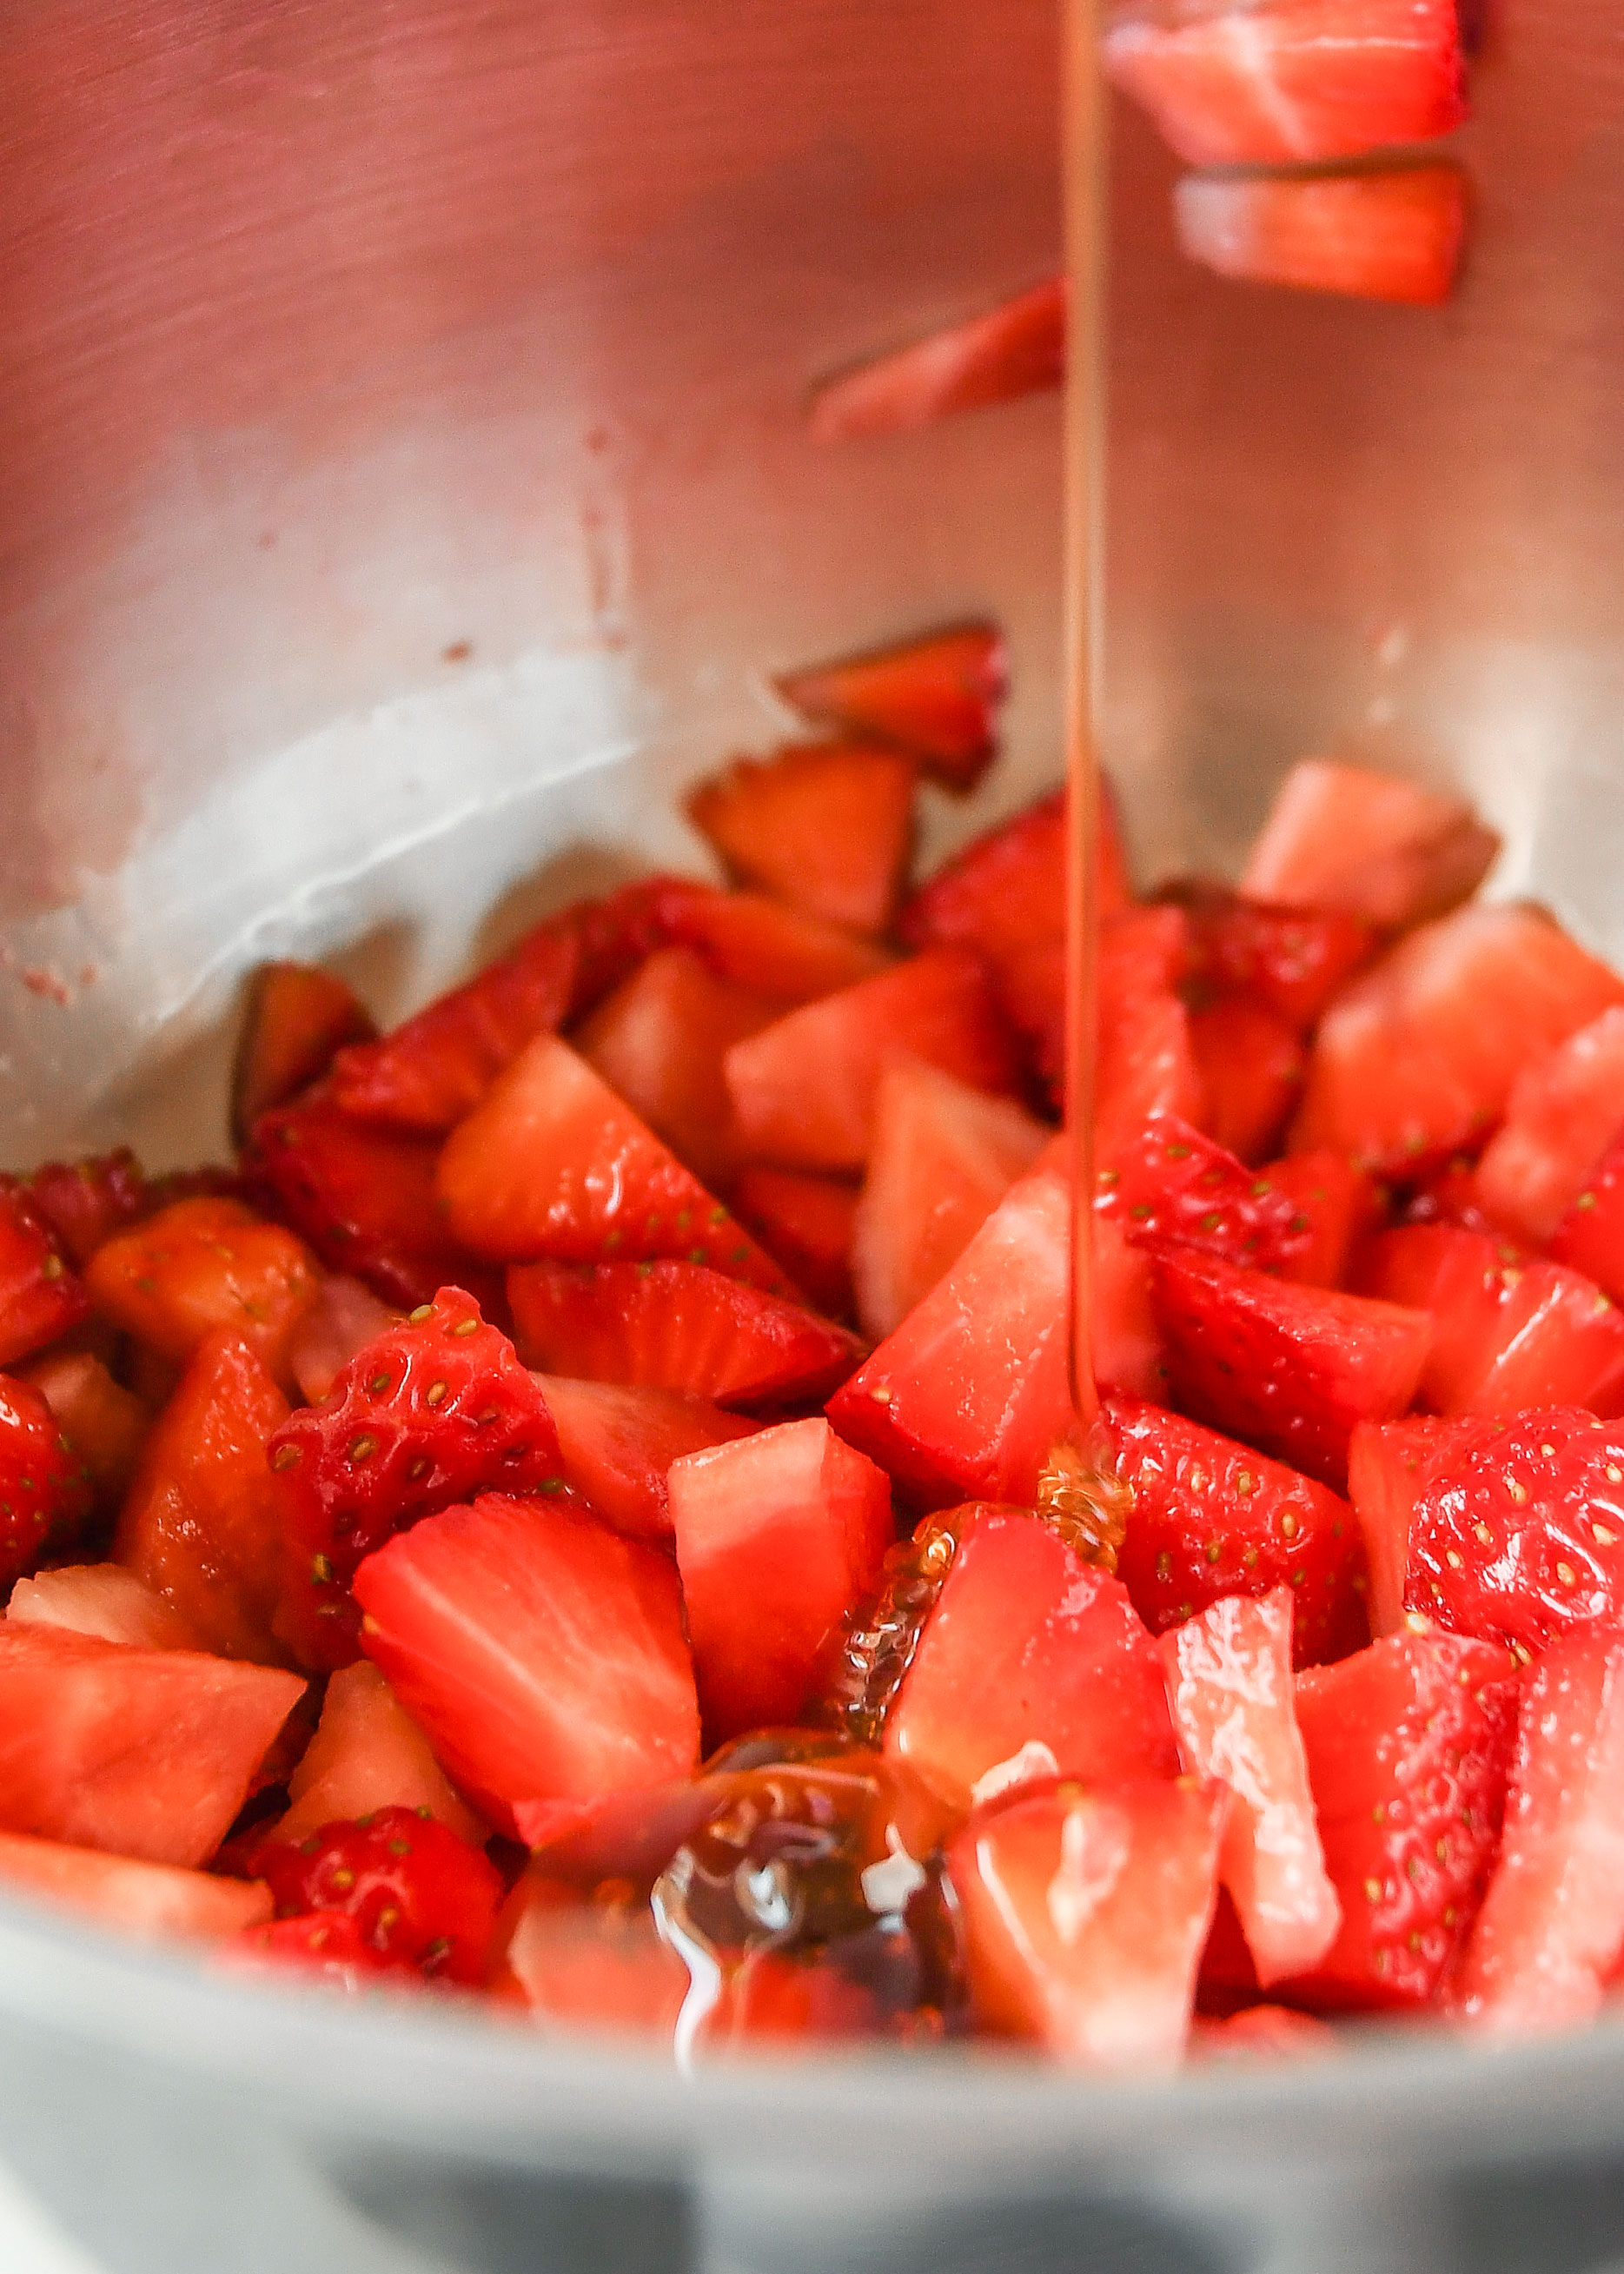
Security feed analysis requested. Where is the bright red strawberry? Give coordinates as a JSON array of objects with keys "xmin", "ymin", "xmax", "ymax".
[
  {"xmin": 1106, "ymin": 1396, "xmax": 1368, "ymax": 1666},
  {"xmin": 229, "ymin": 1908, "xmax": 394, "ymax": 1990},
  {"xmin": 686, "ymin": 743, "xmax": 918, "ymax": 935},
  {"xmin": 250, "ymin": 1805, "xmax": 502, "ymax": 1986},
  {"xmin": 1095, "ymin": 911, "xmax": 1204, "ymax": 1144},
  {"xmin": 86, "ymin": 1196, "xmax": 320, "ymax": 1390},
  {"xmin": 1160, "ymin": 1590, "xmax": 1341, "ymax": 1984},
  {"xmin": 1159, "ymin": 880, "xmax": 1378, "ymax": 1029},
  {"xmin": 653, "ymin": 880, "xmax": 890, "ymax": 1002},
  {"xmin": 267, "ymin": 1283, "xmax": 565, "ymax": 1670},
  {"xmin": 1448, "ymin": 1629, "xmax": 1624, "ymax": 2035},
  {"xmin": 1346, "ymin": 1415, "xmax": 1477, "ymax": 1639},
  {"xmin": 230, "ymin": 962, "xmax": 375, "ymax": 1144},
  {"xmin": 1150, "ymin": 1249, "xmax": 1432, "ymax": 1488},
  {"xmin": 565, "ymin": 876, "xmax": 688, "ymax": 1018},
  {"xmin": 1097, "ymin": 1115, "xmax": 1315, "ymax": 1276},
  {"xmin": 1176, "ymin": 166, "xmax": 1468, "ymax": 308},
  {"xmin": 0, "ymin": 1830, "xmax": 272, "ymax": 1944},
  {"xmin": 507, "ymin": 1261, "xmax": 865, "ymax": 1407},
  {"xmin": 354, "ymin": 1492, "xmax": 699, "ymax": 1834},
  {"xmin": 1289, "ymin": 1628, "xmax": 1517, "ymax": 2007},
  {"xmin": 1188, "ymin": 995, "xmax": 1304, "ymax": 1165},
  {"xmin": 773, "ymin": 623, "xmax": 1008, "ymax": 794},
  {"xmin": 1104, "ymin": 0, "xmax": 1466, "ymax": 169},
  {"xmin": 730, "ymin": 1168, "xmax": 858, "ymax": 1318},
  {"xmin": 18, "ymin": 1150, "xmax": 149, "ymax": 1268},
  {"xmin": 0, "ymin": 1373, "xmax": 95, "ymax": 1589},
  {"xmin": 1549, "ymin": 1125, "xmax": 1624, "ymax": 1305},
  {"xmin": 1476, "ymin": 1008, "xmax": 1624, "ymax": 1243},
  {"xmin": 532, "ymin": 1374, "xmax": 758, "ymax": 1544},
  {"xmin": 1241, "ymin": 759, "xmax": 1498, "ymax": 929},
  {"xmin": 899, "ymin": 784, "xmax": 1131, "ymax": 969},
  {"xmin": 435, "ymin": 1033, "xmax": 789, "ymax": 1288},
  {"xmin": 1261, "ymin": 1150, "xmax": 1375, "ymax": 1289},
  {"xmin": 0, "ymin": 1183, "xmax": 89, "ymax": 1367},
  {"xmin": 947, "ymin": 1776, "xmax": 1226, "ymax": 2070},
  {"xmin": 276, "ymin": 1661, "xmax": 487, "ymax": 1846},
  {"xmin": 807, "ymin": 281, "xmax": 1065, "ymax": 449}
]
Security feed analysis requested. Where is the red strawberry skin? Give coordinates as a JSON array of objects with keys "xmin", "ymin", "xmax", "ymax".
[
  {"xmin": 1106, "ymin": 1396, "xmax": 1367, "ymax": 1667},
  {"xmin": 249, "ymin": 1803, "xmax": 501, "ymax": 1986},
  {"xmin": 773, "ymin": 623, "xmax": 1007, "ymax": 792},
  {"xmin": 0, "ymin": 1185, "xmax": 90, "ymax": 1367},
  {"xmin": 0, "ymin": 1375, "xmax": 96, "ymax": 1590},
  {"xmin": 267, "ymin": 1285, "xmax": 566, "ymax": 1670},
  {"xmin": 1097, "ymin": 1114, "xmax": 1315, "ymax": 1277},
  {"xmin": 1160, "ymin": 882, "xmax": 1378, "ymax": 1031}
]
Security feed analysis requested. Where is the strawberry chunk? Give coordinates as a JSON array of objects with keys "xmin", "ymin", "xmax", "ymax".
[
  {"xmin": 1404, "ymin": 1407, "xmax": 1624, "ymax": 1659},
  {"xmin": 1096, "ymin": 1113, "xmax": 1315, "ymax": 1276},
  {"xmin": 668, "ymin": 1417, "xmax": 893, "ymax": 1740},
  {"xmin": 0, "ymin": 1183, "xmax": 89, "ymax": 1367},
  {"xmin": 686, "ymin": 743, "xmax": 918, "ymax": 935},
  {"xmin": 285, "ymin": 1275, "xmax": 402, "ymax": 1405},
  {"xmin": 807, "ymin": 280, "xmax": 1066, "ymax": 448},
  {"xmin": 773, "ymin": 623, "xmax": 1008, "ymax": 795},
  {"xmin": 18, "ymin": 1151, "xmax": 149, "ymax": 1269},
  {"xmin": 0, "ymin": 1623, "xmax": 303, "ymax": 1866},
  {"xmin": 1296, "ymin": 905, "xmax": 1624, "ymax": 1175},
  {"xmin": 0, "ymin": 1831, "xmax": 272, "ymax": 1944},
  {"xmin": 229, "ymin": 1908, "xmax": 397, "ymax": 1990},
  {"xmin": 1549, "ymin": 1125, "xmax": 1624, "ymax": 1305},
  {"xmin": 1150, "ymin": 1249, "xmax": 1432, "ymax": 1488},
  {"xmin": 435, "ymin": 1033, "xmax": 788, "ymax": 1287},
  {"xmin": 533, "ymin": 1375, "xmax": 757, "ymax": 1544},
  {"xmin": 275, "ymin": 1661, "xmax": 486, "ymax": 1846},
  {"xmin": 724, "ymin": 949, "xmax": 1019, "ymax": 1175},
  {"xmin": 1159, "ymin": 880, "xmax": 1378, "ymax": 1029},
  {"xmin": 8, "ymin": 1564, "xmax": 196, "ymax": 1652},
  {"xmin": 852, "ymin": 1058, "xmax": 1045, "ymax": 1339},
  {"xmin": 508, "ymin": 1261, "xmax": 864, "ymax": 1407},
  {"xmin": 1106, "ymin": 1396, "xmax": 1368, "ymax": 1666},
  {"xmin": 85, "ymin": 1196, "xmax": 320, "ymax": 1390},
  {"xmin": 947, "ymin": 1777, "xmax": 1226, "ymax": 2069},
  {"xmin": 883, "ymin": 1504, "xmax": 1178, "ymax": 1810},
  {"xmin": 1261, "ymin": 1151, "xmax": 1375, "ymax": 1289},
  {"xmin": 354, "ymin": 1492, "xmax": 699, "ymax": 1834},
  {"xmin": 1475, "ymin": 1007, "xmax": 1624, "ymax": 1243},
  {"xmin": 1448, "ymin": 1629, "xmax": 1624, "ymax": 2035},
  {"xmin": 1188, "ymin": 995, "xmax": 1304, "ymax": 1165},
  {"xmin": 230, "ymin": 961, "xmax": 375, "ymax": 1144},
  {"xmin": 1289, "ymin": 1628, "xmax": 1517, "ymax": 2006},
  {"xmin": 730, "ymin": 1168, "xmax": 858, "ymax": 1318},
  {"xmin": 0, "ymin": 1374, "xmax": 95, "ymax": 1589},
  {"xmin": 899, "ymin": 783, "xmax": 1131, "ymax": 965},
  {"xmin": 653, "ymin": 880, "xmax": 890, "ymax": 1002},
  {"xmin": 1346, "ymin": 1415, "xmax": 1477, "ymax": 1639},
  {"xmin": 1104, "ymin": 0, "xmax": 1466, "ymax": 169},
  {"xmin": 115, "ymin": 1330, "xmax": 293, "ymax": 1664},
  {"xmin": 1175, "ymin": 165, "xmax": 1468, "ymax": 308},
  {"xmin": 20, "ymin": 1350, "xmax": 149, "ymax": 1508},
  {"xmin": 250, "ymin": 1804, "xmax": 502, "ymax": 1986},
  {"xmin": 267, "ymin": 1284, "xmax": 565, "ymax": 1670},
  {"xmin": 574, "ymin": 946, "xmax": 776, "ymax": 1190},
  {"xmin": 1095, "ymin": 914, "xmax": 1204, "ymax": 1145},
  {"xmin": 1242, "ymin": 759, "xmax": 1498, "ymax": 929},
  {"xmin": 496, "ymin": 1876, "xmax": 689, "ymax": 2034}
]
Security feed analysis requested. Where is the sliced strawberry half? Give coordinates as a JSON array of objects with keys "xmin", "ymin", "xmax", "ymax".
[
  {"xmin": 249, "ymin": 1804, "xmax": 502, "ymax": 1986},
  {"xmin": 686, "ymin": 743, "xmax": 918, "ymax": 935},
  {"xmin": 1097, "ymin": 1113, "xmax": 1315, "ymax": 1276},
  {"xmin": 1475, "ymin": 1008, "xmax": 1624, "ymax": 1243},
  {"xmin": 1160, "ymin": 1590, "xmax": 1341, "ymax": 1985},
  {"xmin": 276, "ymin": 1661, "xmax": 487, "ymax": 1846},
  {"xmin": 230, "ymin": 961, "xmax": 375, "ymax": 1144},
  {"xmin": 435, "ymin": 1033, "xmax": 790, "ymax": 1287},
  {"xmin": 1188, "ymin": 994, "xmax": 1304, "ymax": 1165},
  {"xmin": 267, "ymin": 1283, "xmax": 566, "ymax": 1670},
  {"xmin": 730, "ymin": 1169, "xmax": 858, "ymax": 1319},
  {"xmin": 1106, "ymin": 1396, "xmax": 1367, "ymax": 1666},
  {"xmin": 1150, "ymin": 1248, "xmax": 1431, "ymax": 1488},
  {"xmin": 1158, "ymin": 879, "xmax": 1378, "ymax": 1029},
  {"xmin": 1289, "ymin": 1628, "xmax": 1518, "ymax": 2007},
  {"xmin": 807, "ymin": 279, "xmax": 1066, "ymax": 448},
  {"xmin": 354, "ymin": 1491, "xmax": 699, "ymax": 1834},
  {"xmin": 773, "ymin": 622, "xmax": 1008, "ymax": 795},
  {"xmin": 1176, "ymin": 166, "xmax": 1468, "ymax": 308},
  {"xmin": 508, "ymin": 1260, "xmax": 865, "ymax": 1407},
  {"xmin": 724, "ymin": 948, "xmax": 1019, "ymax": 1175},
  {"xmin": 947, "ymin": 1776, "xmax": 1226, "ymax": 2069},
  {"xmin": 1241, "ymin": 760, "xmax": 1498, "ymax": 931},
  {"xmin": 532, "ymin": 1374, "xmax": 758, "ymax": 1544},
  {"xmin": 0, "ymin": 1183, "xmax": 89, "ymax": 1368},
  {"xmin": 1104, "ymin": 0, "xmax": 1466, "ymax": 169}
]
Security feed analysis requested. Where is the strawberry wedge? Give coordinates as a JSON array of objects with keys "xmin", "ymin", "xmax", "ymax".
[
  {"xmin": 1240, "ymin": 759, "xmax": 1498, "ymax": 929},
  {"xmin": 533, "ymin": 1375, "xmax": 758, "ymax": 1545},
  {"xmin": 731, "ymin": 1169, "xmax": 858, "ymax": 1319},
  {"xmin": 686, "ymin": 743, "xmax": 918, "ymax": 935},
  {"xmin": 1159, "ymin": 879, "xmax": 1378, "ymax": 1030},
  {"xmin": 774, "ymin": 623, "xmax": 1008, "ymax": 794},
  {"xmin": 0, "ymin": 1832, "xmax": 273, "ymax": 1944},
  {"xmin": 1097, "ymin": 1113, "xmax": 1316, "ymax": 1277},
  {"xmin": 1176, "ymin": 168, "xmax": 1468, "ymax": 309},
  {"xmin": 1345, "ymin": 1414, "xmax": 1477, "ymax": 1638},
  {"xmin": 1475, "ymin": 1008, "xmax": 1624, "ymax": 1243},
  {"xmin": 807, "ymin": 279, "xmax": 1066, "ymax": 447},
  {"xmin": 231, "ymin": 961, "xmax": 375, "ymax": 1143}
]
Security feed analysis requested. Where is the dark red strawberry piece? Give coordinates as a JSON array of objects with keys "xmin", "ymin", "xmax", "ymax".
[
  {"xmin": 686, "ymin": 743, "xmax": 918, "ymax": 935},
  {"xmin": 731, "ymin": 1168, "xmax": 858, "ymax": 1320},
  {"xmin": 807, "ymin": 282, "xmax": 1065, "ymax": 454},
  {"xmin": 0, "ymin": 1373, "xmax": 95, "ymax": 1589},
  {"xmin": 772, "ymin": 623, "xmax": 1007, "ymax": 795},
  {"xmin": 653, "ymin": 880, "xmax": 890, "ymax": 1003},
  {"xmin": 249, "ymin": 1803, "xmax": 502, "ymax": 1986},
  {"xmin": 0, "ymin": 1182, "xmax": 89, "ymax": 1366},
  {"xmin": 1150, "ymin": 1248, "xmax": 1432, "ymax": 1488},
  {"xmin": 1158, "ymin": 880, "xmax": 1378, "ymax": 1029},
  {"xmin": 1188, "ymin": 995, "xmax": 1304, "ymax": 1166},
  {"xmin": 1097, "ymin": 1115, "xmax": 1315, "ymax": 1276},
  {"xmin": 567, "ymin": 877, "xmax": 688, "ymax": 1018},
  {"xmin": 1105, "ymin": 1396, "xmax": 1368, "ymax": 1667},
  {"xmin": 1175, "ymin": 165, "xmax": 1468, "ymax": 308},
  {"xmin": 230, "ymin": 962, "xmax": 375, "ymax": 1144},
  {"xmin": 20, "ymin": 1150, "xmax": 149, "ymax": 1268},
  {"xmin": 267, "ymin": 1284, "xmax": 566, "ymax": 1671}
]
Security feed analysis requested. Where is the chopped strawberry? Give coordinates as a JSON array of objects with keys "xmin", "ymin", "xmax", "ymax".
[
  {"xmin": 1104, "ymin": 0, "xmax": 1466, "ymax": 168},
  {"xmin": 1448, "ymin": 1629, "xmax": 1624, "ymax": 2035},
  {"xmin": 242, "ymin": 1088, "xmax": 500, "ymax": 1314},
  {"xmin": 1176, "ymin": 165, "xmax": 1468, "ymax": 308},
  {"xmin": 574, "ymin": 946, "xmax": 776, "ymax": 1190},
  {"xmin": 807, "ymin": 279, "xmax": 1066, "ymax": 447},
  {"xmin": 0, "ymin": 1830, "xmax": 273, "ymax": 1943},
  {"xmin": 1097, "ymin": 1114, "xmax": 1316, "ymax": 1276},
  {"xmin": 1261, "ymin": 1151, "xmax": 1375, "ymax": 1289},
  {"xmin": 85, "ymin": 1196, "xmax": 320, "ymax": 1390},
  {"xmin": 773, "ymin": 623, "xmax": 1008, "ymax": 795},
  {"xmin": 1289, "ymin": 1628, "xmax": 1517, "ymax": 2006},
  {"xmin": 275, "ymin": 1661, "xmax": 487, "ymax": 1846},
  {"xmin": 1295, "ymin": 904, "xmax": 1624, "ymax": 1174},
  {"xmin": 730, "ymin": 1168, "xmax": 858, "ymax": 1317},
  {"xmin": 1106, "ymin": 1396, "xmax": 1368, "ymax": 1666},
  {"xmin": 1188, "ymin": 995, "xmax": 1304, "ymax": 1164},
  {"xmin": 1090, "ymin": 1207, "xmax": 1164, "ymax": 1402},
  {"xmin": 285, "ymin": 1275, "xmax": 402, "ymax": 1405},
  {"xmin": 20, "ymin": 1150, "xmax": 149, "ymax": 1269},
  {"xmin": 533, "ymin": 1374, "xmax": 757, "ymax": 1544},
  {"xmin": 1474, "ymin": 1008, "xmax": 1624, "ymax": 1245},
  {"xmin": 668, "ymin": 1418, "xmax": 893, "ymax": 1740},
  {"xmin": 852, "ymin": 1058, "xmax": 1046, "ymax": 1339},
  {"xmin": 115, "ymin": 1330, "xmax": 293, "ymax": 1664},
  {"xmin": 0, "ymin": 1623, "xmax": 303, "ymax": 1866},
  {"xmin": 947, "ymin": 1777, "xmax": 1226, "ymax": 2069},
  {"xmin": 1404, "ymin": 1407, "xmax": 1624, "ymax": 1659},
  {"xmin": 883, "ymin": 1504, "xmax": 1178, "ymax": 1809},
  {"xmin": 991, "ymin": 934, "xmax": 1066, "ymax": 1105},
  {"xmin": 435, "ymin": 1033, "xmax": 789, "ymax": 1288},
  {"xmin": 900, "ymin": 784, "xmax": 1131, "ymax": 966},
  {"xmin": 1150, "ymin": 1248, "xmax": 1432, "ymax": 1488},
  {"xmin": 0, "ymin": 1183, "xmax": 89, "ymax": 1366},
  {"xmin": 1190, "ymin": 2005, "xmax": 1337, "ymax": 2061},
  {"xmin": 496, "ymin": 1875, "xmax": 689, "ymax": 2033},
  {"xmin": 20, "ymin": 1349, "xmax": 149, "ymax": 1506},
  {"xmin": 267, "ymin": 1284, "xmax": 565, "ymax": 1671},
  {"xmin": 508, "ymin": 1260, "xmax": 864, "ymax": 1407},
  {"xmin": 686, "ymin": 743, "xmax": 918, "ymax": 935},
  {"xmin": 724, "ymin": 949, "xmax": 1019, "ymax": 1175},
  {"xmin": 230, "ymin": 961, "xmax": 375, "ymax": 1144},
  {"xmin": 565, "ymin": 877, "xmax": 689, "ymax": 1019},
  {"xmin": 1549, "ymin": 1125, "xmax": 1624, "ymax": 1305},
  {"xmin": 1241, "ymin": 759, "xmax": 1499, "ymax": 929},
  {"xmin": 1159, "ymin": 880, "xmax": 1379, "ymax": 1029},
  {"xmin": 7, "ymin": 1563, "xmax": 196, "ymax": 1652},
  {"xmin": 0, "ymin": 1374, "xmax": 95, "ymax": 1589},
  {"xmin": 249, "ymin": 1804, "xmax": 501, "ymax": 1986},
  {"xmin": 1095, "ymin": 911, "xmax": 1205, "ymax": 1144},
  {"xmin": 228, "ymin": 1907, "xmax": 394, "ymax": 1990},
  {"xmin": 354, "ymin": 1492, "xmax": 699, "ymax": 1834},
  {"xmin": 653, "ymin": 879, "xmax": 891, "ymax": 1002},
  {"xmin": 1160, "ymin": 1590, "xmax": 1341, "ymax": 1984},
  {"xmin": 1346, "ymin": 1415, "xmax": 1477, "ymax": 1639}
]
